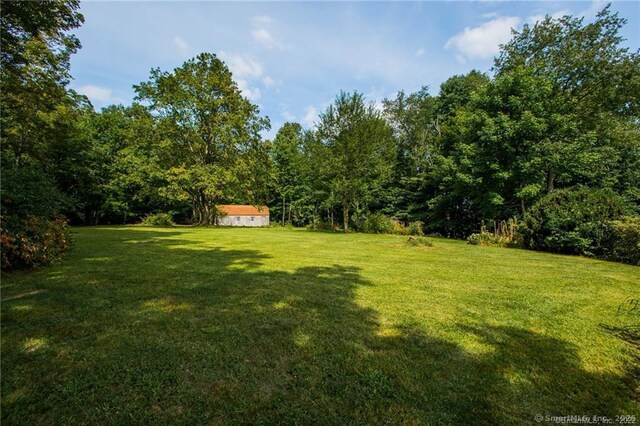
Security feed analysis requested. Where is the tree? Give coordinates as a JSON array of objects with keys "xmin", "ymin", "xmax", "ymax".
[
  {"xmin": 0, "ymin": 0, "xmax": 83, "ymax": 75},
  {"xmin": 425, "ymin": 7, "xmax": 640, "ymax": 237},
  {"xmin": 315, "ymin": 92, "xmax": 395, "ymax": 232},
  {"xmin": 495, "ymin": 4, "xmax": 640, "ymax": 193},
  {"xmin": 440, "ymin": 66, "xmax": 555, "ymax": 223},
  {"xmin": 381, "ymin": 87, "xmax": 438, "ymax": 221},
  {"xmin": 271, "ymin": 122, "xmax": 309, "ymax": 225},
  {"xmin": 0, "ymin": 0, "xmax": 85, "ymax": 269},
  {"xmin": 437, "ymin": 70, "xmax": 490, "ymax": 118},
  {"xmin": 1, "ymin": 0, "xmax": 84, "ymax": 168},
  {"xmin": 425, "ymin": 71, "xmax": 490, "ymax": 237},
  {"xmin": 79, "ymin": 104, "xmax": 175, "ymax": 225},
  {"xmin": 134, "ymin": 53, "xmax": 271, "ymax": 225}
]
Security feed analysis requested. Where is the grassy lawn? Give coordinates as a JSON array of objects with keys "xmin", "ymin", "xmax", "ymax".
[{"xmin": 2, "ymin": 226, "xmax": 639, "ymax": 424}]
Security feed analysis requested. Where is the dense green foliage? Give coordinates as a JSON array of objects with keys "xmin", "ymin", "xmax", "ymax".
[
  {"xmin": 1, "ymin": 2, "xmax": 638, "ymax": 266},
  {"xmin": 0, "ymin": 0, "xmax": 85, "ymax": 269},
  {"xmin": 520, "ymin": 187, "xmax": 629, "ymax": 257},
  {"xmin": 140, "ymin": 213, "xmax": 175, "ymax": 227},
  {"xmin": 355, "ymin": 213, "xmax": 424, "ymax": 236},
  {"xmin": 312, "ymin": 92, "xmax": 395, "ymax": 232},
  {"xmin": 610, "ymin": 217, "xmax": 640, "ymax": 265},
  {"xmin": 0, "ymin": 168, "xmax": 71, "ymax": 269},
  {"xmin": 270, "ymin": 123, "xmax": 310, "ymax": 226},
  {"xmin": 266, "ymin": 6, "xmax": 639, "ymax": 260},
  {"xmin": 2, "ymin": 227, "xmax": 637, "ymax": 422},
  {"xmin": 134, "ymin": 54, "xmax": 271, "ymax": 225}
]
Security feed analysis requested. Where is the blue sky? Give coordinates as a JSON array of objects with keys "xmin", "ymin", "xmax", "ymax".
[{"xmin": 71, "ymin": 1, "xmax": 639, "ymax": 139}]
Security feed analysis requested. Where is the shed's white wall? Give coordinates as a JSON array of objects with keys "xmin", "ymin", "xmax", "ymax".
[{"xmin": 216, "ymin": 215, "xmax": 269, "ymax": 227}]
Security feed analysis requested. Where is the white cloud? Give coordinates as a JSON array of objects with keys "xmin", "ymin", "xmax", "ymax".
[
  {"xmin": 364, "ymin": 87, "xmax": 387, "ymax": 113},
  {"xmin": 415, "ymin": 47, "xmax": 426, "ymax": 57},
  {"xmin": 251, "ymin": 15, "xmax": 284, "ymax": 50},
  {"xmin": 219, "ymin": 51, "xmax": 263, "ymax": 79},
  {"xmin": 252, "ymin": 28, "xmax": 282, "ymax": 50},
  {"xmin": 218, "ymin": 51, "xmax": 265, "ymax": 101},
  {"xmin": 252, "ymin": 15, "xmax": 273, "ymax": 25},
  {"xmin": 262, "ymin": 75, "xmax": 276, "ymax": 88},
  {"xmin": 301, "ymin": 106, "xmax": 318, "ymax": 128},
  {"xmin": 444, "ymin": 16, "xmax": 521, "ymax": 60},
  {"xmin": 236, "ymin": 79, "xmax": 261, "ymax": 101},
  {"xmin": 173, "ymin": 35, "xmax": 189, "ymax": 54},
  {"xmin": 281, "ymin": 110, "xmax": 296, "ymax": 121},
  {"xmin": 76, "ymin": 84, "xmax": 120, "ymax": 105},
  {"xmin": 527, "ymin": 9, "xmax": 570, "ymax": 26},
  {"xmin": 578, "ymin": 0, "xmax": 606, "ymax": 20}
]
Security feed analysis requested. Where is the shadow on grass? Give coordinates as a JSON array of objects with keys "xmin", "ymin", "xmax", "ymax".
[{"xmin": 1, "ymin": 228, "xmax": 637, "ymax": 423}]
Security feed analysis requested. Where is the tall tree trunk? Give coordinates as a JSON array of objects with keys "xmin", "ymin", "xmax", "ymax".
[
  {"xmin": 521, "ymin": 198, "xmax": 526, "ymax": 216},
  {"xmin": 546, "ymin": 167, "xmax": 555, "ymax": 193},
  {"xmin": 199, "ymin": 190, "xmax": 216, "ymax": 225},
  {"xmin": 192, "ymin": 199, "xmax": 197, "ymax": 224},
  {"xmin": 194, "ymin": 190, "xmax": 215, "ymax": 225},
  {"xmin": 203, "ymin": 203, "xmax": 209, "ymax": 225},
  {"xmin": 282, "ymin": 196, "xmax": 285, "ymax": 226},
  {"xmin": 343, "ymin": 203, "xmax": 349, "ymax": 233},
  {"xmin": 194, "ymin": 203, "xmax": 202, "ymax": 225}
]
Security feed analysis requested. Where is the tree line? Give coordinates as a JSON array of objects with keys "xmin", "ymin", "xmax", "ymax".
[{"xmin": 1, "ymin": 2, "xmax": 639, "ymax": 268}]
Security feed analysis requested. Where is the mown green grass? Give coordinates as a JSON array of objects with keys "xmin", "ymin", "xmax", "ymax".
[{"xmin": 2, "ymin": 226, "xmax": 638, "ymax": 424}]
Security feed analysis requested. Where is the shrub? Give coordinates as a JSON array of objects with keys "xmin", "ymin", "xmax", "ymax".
[
  {"xmin": 391, "ymin": 218, "xmax": 411, "ymax": 235},
  {"xmin": 1, "ymin": 215, "xmax": 71, "ymax": 270},
  {"xmin": 467, "ymin": 219, "xmax": 521, "ymax": 247},
  {"xmin": 141, "ymin": 213, "xmax": 175, "ymax": 227},
  {"xmin": 408, "ymin": 221, "xmax": 425, "ymax": 236},
  {"xmin": 360, "ymin": 213, "xmax": 395, "ymax": 234},
  {"xmin": 358, "ymin": 214, "xmax": 424, "ymax": 236},
  {"xmin": 466, "ymin": 233, "xmax": 482, "ymax": 245},
  {"xmin": 406, "ymin": 236, "xmax": 434, "ymax": 247},
  {"xmin": 1, "ymin": 167, "xmax": 72, "ymax": 270},
  {"xmin": 520, "ymin": 187, "xmax": 628, "ymax": 257},
  {"xmin": 609, "ymin": 216, "xmax": 640, "ymax": 265}
]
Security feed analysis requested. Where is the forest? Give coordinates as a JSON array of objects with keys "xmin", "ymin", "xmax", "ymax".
[{"xmin": 1, "ymin": 1, "xmax": 639, "ymax": 269}]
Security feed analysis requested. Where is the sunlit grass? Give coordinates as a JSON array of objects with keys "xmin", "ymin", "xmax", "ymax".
[{"xmin": 2, "ymin": 226, "xmax": 638, "ymax": 424}]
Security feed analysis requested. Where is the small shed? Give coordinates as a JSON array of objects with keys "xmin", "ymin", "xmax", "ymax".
[{"xmin": 216, "ymin": 205, "xmax": 270, "ymax": 227}]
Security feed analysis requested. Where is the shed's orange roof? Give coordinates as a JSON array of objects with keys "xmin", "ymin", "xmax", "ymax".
[{"xmin": 218, "ymin": 205, "xmax": 269, "ymax": 216}]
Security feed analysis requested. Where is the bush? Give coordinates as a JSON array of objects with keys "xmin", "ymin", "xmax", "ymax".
[
  {"xmin": 358, "ymin": 214, "xmax": 424, "ymax": 236},
  {"xmin": 1, "ymin": 215, "xmax": 71, "ymax": 270},
  {"xmin": 520, "ymin": 187, "xmax": 628, "ymax": 257},
  {"xmin": 1, "ymin": 167, "xmax": 72, "ymax": 270},
  {"xmin": 408, "ymin": 221, "xmax": 425, "ymax": 236},
  {"xmin": 141, "ymin": 213, "xmax": 175, "ymax": 227},
  {"xmin": 406, "ymin": 236, "xmax": 433, "ymax": 247},
  {"xmin": 467, "ymin": 219, "xmax": 521, "ymax": 247},
  {"xmin": 609, "ymin": 216, "xmax": 640, "ymax": 265},
  {"xmin": 359, "ymin": 213, "xmax": 395, "ymax": 234}
]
